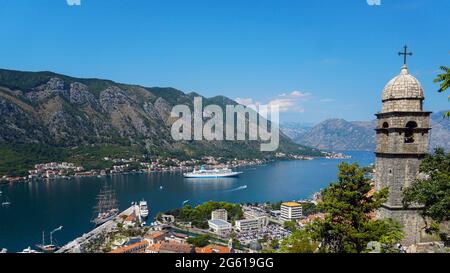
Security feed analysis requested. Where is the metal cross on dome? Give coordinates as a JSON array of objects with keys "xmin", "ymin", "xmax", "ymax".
[{"xmin": 398, "ymin": 45, "xmax": 413, "ymax": 65}]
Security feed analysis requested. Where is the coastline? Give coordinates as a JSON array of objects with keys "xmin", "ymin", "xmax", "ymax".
[
  {"xmin": 1, "ymin": 153, "xmax": 351, "ymax": 184},
  {"xmin": 0, "ymin": 151, "xmax": 372, "ymax": 252}
]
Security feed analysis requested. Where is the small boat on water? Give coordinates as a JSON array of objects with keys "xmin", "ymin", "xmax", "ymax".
[
  {"xmin": 91, "ymin": 185, "xmax": 119, "ymax": 226},
  {"xmin": 1, "ymin": 196, "xmax": 10, "ymax": 207},
  {"xmin": 0, "ymin": 248, "xmax": 7, "ymax": 253},
  {"xmin": 139, "ymin": 200, "xmax": 149, "ymax": 219},
  {"xmin": 35, "ymin": 226, "xmax": 63, "ymax": 253},
  {"xmin": 184, "ymin": 166, "xmax": 242, "ymax": 178},
  {"xmin": 20, "ymin": 247, "xmax": 41, "ymax": 253}
]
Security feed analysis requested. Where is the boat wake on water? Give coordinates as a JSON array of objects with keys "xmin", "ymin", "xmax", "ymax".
[
  {"xmin": 224, "ymin": 185, "xmax": 248, "ymax": 192},
  {"xmin": 182, "ymin": 200, "xmax": 190, "ymax": 206}
]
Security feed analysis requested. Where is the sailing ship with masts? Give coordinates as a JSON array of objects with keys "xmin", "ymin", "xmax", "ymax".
[
  {"xmin": 35, "ymin": 226, "xmax": 63, "ymax": 253},
  {"xmin": 91, "ymin": 185, "xmax": 119, "ymax": 226}
]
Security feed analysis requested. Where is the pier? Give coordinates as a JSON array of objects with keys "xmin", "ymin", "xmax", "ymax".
[{"xmin": 56, "ymin": 205, "xmax": 139, "ymax": 253}]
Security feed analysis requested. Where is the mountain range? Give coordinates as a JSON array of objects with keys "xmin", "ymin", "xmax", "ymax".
[
  {"xmin": 282, "ymin": 112, "xmax": 450, "ymax": 152},
  {"xmin": 1, "ymin": 67, "xmax": 446, "ymax": 176},
  {"xmin": 0, "ymin": 68, "xmax": 319, "ymax": 174}
]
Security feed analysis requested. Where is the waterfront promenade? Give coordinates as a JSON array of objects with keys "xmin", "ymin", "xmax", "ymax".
[{"xmin": 57, "ymin": 205, "xmax": 137, "ymax": 253}]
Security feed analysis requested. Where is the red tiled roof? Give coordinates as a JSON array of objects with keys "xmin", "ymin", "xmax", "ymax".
[
  {"xmin": 125, "ymin": 212, "xmax": 136, "ymax": 222},
  {"xmin": 196, "ymin": 244, "xmax": 230, "ymax": 254},
  {"xmin": 145, "ymin": 231, "xmax": 166, "ymax": 239},
  {"xmin": 159, "ymin": 242, "xmax": 194, "ymax": 253},
  {"xmin": 147, "ymin": 243, "xmax": 162, "ymax": 253},
  {"xmin": 110, "ymin": 241, "xmax": 148, "ymax": 253}
]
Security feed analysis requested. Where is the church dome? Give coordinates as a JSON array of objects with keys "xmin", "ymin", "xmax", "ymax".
[{"xmin": 382, "ymin": 65, "xmax": 424, "ymax": 102}]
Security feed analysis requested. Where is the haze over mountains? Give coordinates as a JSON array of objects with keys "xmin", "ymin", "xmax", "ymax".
[{"xmin": 282, "ymin": 111, "xmax": 450, "ymax": 152}]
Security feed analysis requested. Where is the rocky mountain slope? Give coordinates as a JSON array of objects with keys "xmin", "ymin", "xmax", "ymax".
[
  {"xmin": 283, "ymin": 112, "xmax": 450, "ymax": 151},
  {"xmin": 283, "ymin": 119, "xmax": 376, "ymax": 151},
  {"xmin": 0, "ymin": 68, "xmax": 319, "ymax": 161}
]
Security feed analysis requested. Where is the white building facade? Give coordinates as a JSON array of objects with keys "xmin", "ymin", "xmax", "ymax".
[
  {"xmin": 281, "ymin": 202, "xmax": 302, "ymax": 221},
  {"xmin": 211, "ymin": 209, "xmax": 228, "ymax": 221},
  {"xmin": 235, "ymin": 217, "xmax": 266, "ymax": 232},
  {"xmin": 208, "ymin": 219, "xmax": 232, "ymax": 236}
]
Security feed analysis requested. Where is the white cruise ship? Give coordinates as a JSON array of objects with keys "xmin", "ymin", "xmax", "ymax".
[{"xmin": 184, "ymin": 166, "xmax": 242, "ymax": 178}]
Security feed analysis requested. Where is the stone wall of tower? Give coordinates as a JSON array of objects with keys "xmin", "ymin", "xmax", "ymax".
[
  {"xmin": 375, "ymin": 111, "xmax": 430, "ymax": 246},
  {"xmin": 375, "ymin": 114, "xmax": 430, "ymax": 155},
  {"xmin": 375, "ymin": 113, "xmax": 430, "ymax": 129},
  {"xmin": 375, "ymin": 155, "xmax": 424, "ymax": 207},
  {"xmin": 375, "ymin": 65, "xmax": 431, "ymax": 247},
  {"xmin": 377, "ymin": 207, "xmax": 427, "ymax": 246},
  {"xmin": 382, "ymin": 99, "xmax": 422, "ymax": 112}
]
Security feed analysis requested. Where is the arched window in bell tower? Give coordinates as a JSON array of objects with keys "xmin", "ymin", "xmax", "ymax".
[
  {"xmin": 382, "ymin": 122, "xmax": 389, "ymax": 136},
  {"xmin": 404, "ymin": 121, "xmax": 417, "ymax": 143}
]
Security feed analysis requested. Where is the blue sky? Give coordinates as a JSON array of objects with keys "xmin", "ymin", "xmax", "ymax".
[{"xmin": 0, "ymin": 0, "xmax": 449, "ymax": 123}]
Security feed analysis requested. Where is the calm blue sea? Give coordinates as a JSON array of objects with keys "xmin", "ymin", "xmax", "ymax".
[{"xmin": 0, "ymin": 151, "xmax": 374, "ymax": 252}]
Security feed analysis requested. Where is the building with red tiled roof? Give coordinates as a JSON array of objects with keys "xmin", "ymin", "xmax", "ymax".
[
  {"xmin": 195, "ymin": 244, "xmax": 231, "ymax": 254},
  {"xmin": 166, "ymin": 232, "xmax": 189, "ymax": 244},
  {"xmin": 158, "ymin": 242, "xmax": 194, "ymax": 253},
  {"xmin": 297, "ymin": 213, "xmax": 325, "ymax": 227},
  {"xmin": 110, "ymin": 241, "xmax": 148, "ymax": 253},
  {"xmin": 146, "ymin": 242, "xmax": 162, "ymax": 253},
  {"xmin": 144, "ymin": 231, "xmax": 167, "ymax": 245},
  {"xmin": 125, "ymin": 212, "xmax": 137, "ymax": 222},
  {"xmin": 124, "ymin": 212, "xmax": 138, "ymax": 227}
]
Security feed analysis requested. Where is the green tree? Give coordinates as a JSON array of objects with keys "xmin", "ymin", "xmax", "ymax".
[
  {"xmin": 403, "ymin": 148, "xmax": 450, "ymax": 242},
  {"xmin": 167, "ymin": 201, "xmax": 244, "ymax": 229},
  {"xmin": 377, "ymin": 219, "xmax": 405, "ymax": 253},
  {"xmin": 270, "ymin": 201, "xmax": 282, "ymax": 210},
  {"xmin": 279, "ymin": 229, "xmax": 318, "ymax": 253},
  {"xmin": 302, "ymin": 202, "xmax": 319, "ymax": 216},
  {"xmin": 270, "ymin": 239, "xmax": 279, "ymax": 249},
  {"xmin": 187, "ymin": 234, "xmax": 211, "ymax": 247},
  {"xmin": 433, "ymin": 65, "xmax": 450, "ymax": 118},
  {"xmin": 232, "ymin": 238, "xmax": 242, "ymax": 250},
  {"xmin": 306, "ymin": 163, "xmax": 403, "ymax": 253},
  {"xmin": 283, "ymin": 220, "xmax": 298, "ymax": 232}
]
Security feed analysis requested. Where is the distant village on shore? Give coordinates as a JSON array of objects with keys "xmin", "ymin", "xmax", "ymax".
[{"xmin": 0, "ymin": 151, "xmax": 350, "ymax": 184}]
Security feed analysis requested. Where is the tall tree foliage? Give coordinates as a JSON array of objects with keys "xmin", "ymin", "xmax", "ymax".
[
  {"xmin": 279, "ymin": 229, "xmax": 319, "ymax": 253},
  {"xmin": 305, "ymin": 163, "xmax": 403, "ymax": 253},
  {"xmin": 433, "ymin": 65, "xmax": 450, "ymax": 118},
  {"xmin": 403, "ymin": 148, "xmax": 450, "ymax": 242}
]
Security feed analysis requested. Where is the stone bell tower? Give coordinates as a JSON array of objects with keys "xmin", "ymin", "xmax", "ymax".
[{"xmin": 375, "ymin": 47, "xmax": 431, "ymax": 246}]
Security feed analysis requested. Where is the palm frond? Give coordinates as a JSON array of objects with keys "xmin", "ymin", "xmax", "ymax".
[
  {"xmin": 434, "ymin": 65, "xmax": 450, "ymax": 92},
  {"xmin": 440, "ymin": 66, "xmax": 450, "ymax": 72}
]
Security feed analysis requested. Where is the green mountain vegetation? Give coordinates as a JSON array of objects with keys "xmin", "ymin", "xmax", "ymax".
[{"xmin": 165, "ymin": 201, "xmax": 244, "ymax": 229}]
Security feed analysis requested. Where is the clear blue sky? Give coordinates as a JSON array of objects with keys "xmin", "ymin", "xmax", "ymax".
[{"xmin": 0, "ymin": 0, "xmax": 449, "ymax": 123}]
